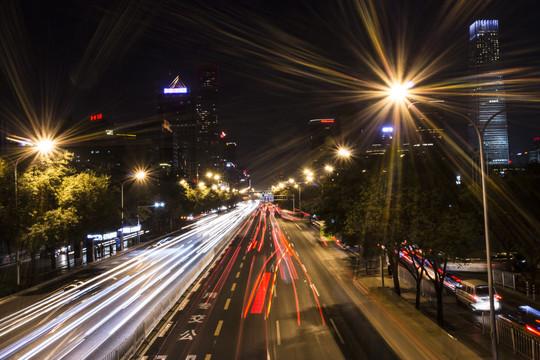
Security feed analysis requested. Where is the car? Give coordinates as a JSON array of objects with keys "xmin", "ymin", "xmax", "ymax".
[{"xmin": 456, "ymin": 279, "xmax": 501, "ymax": 312}]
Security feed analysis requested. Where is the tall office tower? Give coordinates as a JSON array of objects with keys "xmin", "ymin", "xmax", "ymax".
[
  {"xmin": 196, "ymin": 63, "xmax": 221, "ymax": 172},
  {"xmin": 157, "ymin": 76, "xmax": 199, "ymax": 180},
  {"xmin": 409, "ymin": 100, "xmax": 445, "ymax": 154},
  {"xmin": 309, "ymin": 118, "xmax": 339, "ymax": 169},
  {"xmin": 469, "ymin": 20, "xmax": 509, "ymax": 165}
]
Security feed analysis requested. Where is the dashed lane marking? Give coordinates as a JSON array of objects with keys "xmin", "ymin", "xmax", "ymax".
[
  {"xmin": 158, "ymin": 322, "xmax": 173, "ymax": 337},
  {"xmin": 224, "ymin": 298, "xmax": 231, "ymax": 310},
  {"xmin": 214, "ymin": 320, "xmax": 224, "ymax": 336},
  {"xmin": 330, "ymin": 318, "xmax": 345, "ymax": 344},
  {"xmin": 231, "ymin": 283, "xmax": 236, "ymax": 291},
  {"xmin": 179, "ymin": 299, "xmax": 190, "ymax": 311},
  {"xmin": 276, "ymin": 320, "xmax": 281, "ymax": 345}
]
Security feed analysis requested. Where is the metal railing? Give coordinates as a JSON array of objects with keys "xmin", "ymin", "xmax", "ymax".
[{"xmin": 497, "ymin": 315, "xmax": 540, "ymax": 360}]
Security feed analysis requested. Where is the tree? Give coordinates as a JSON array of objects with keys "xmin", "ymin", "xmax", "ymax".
[
  {"xmin": 18, "ymin": 152, "xmax": 74, "ymax": 264},
  {"xmin": 25, "ymin": 208, "xmax": 78, "ymax": 270},
  {"xmin": 56, "ymin": 171, "xmax": 117, "ymax": 262}
]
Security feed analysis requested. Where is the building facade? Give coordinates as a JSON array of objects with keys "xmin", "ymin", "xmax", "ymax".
[
  {"xmin": 469, "ymin": 20, "xmax": 509, "ymax": 165},
  {"xmin": 196, "ymin": 63, "xmax": 222, "ymax": 173},
  {"xmin": 157, "ymin": 78, "xmax": 199, "ymax": 180},
  {"xmin": 309, "ymin": 118, "xmax": 340, "ymax": 169}
]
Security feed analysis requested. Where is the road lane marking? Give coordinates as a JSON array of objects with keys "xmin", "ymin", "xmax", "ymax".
[
  {"xmin": 158, "ymin": 322, "xmax": 173, "ymax": 337},
  {"xmin": 311, "ymin": 284, "xmax": 320, "ymax": 297},
  {"xmin": 240, "ymin": 263, "xmax": 244, "ymax": 268},
  {"xmin": 276, "ymin": 320, "xmax": 281, "ymax": 345},
  {"xmin": 236, "ymin": 271, "xmax": 241, "ymax": 278},
  {"xmin": 191, "ymin": 283, "xmax": 200, "ymax": 292},
  {"xmin": 243, "ymin": 255, "xmax": 246, "ymax": 260},
  {"xmin": 224, "ymin": 298, "xmax": 231, "ymax": 310},
  {"xmin": 205, "ymin": 355, "xmax": 212, "ymax": 360},
  {"xmin": 231, "ymin": 283, "xmax": 236, "ymax": 291},
  {"xmin": 330, "ymin": 318, "xmax": 345, "ymax": 344},
  {"xmin": 214, "ymin": 320, "xmax": 224, "ymax": 336},
  {"xmin": 179, "ymin": 299, "xmax": 190, "ymax": 311}
]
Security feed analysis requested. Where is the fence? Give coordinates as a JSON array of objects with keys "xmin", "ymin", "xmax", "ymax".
[
  {"xmin": 497, "ymin": 315, "xmax": 540, "ymax": 360},
  {"xmin": 493, "ymin": 270, "xmax": 538, "ymax": 299}
]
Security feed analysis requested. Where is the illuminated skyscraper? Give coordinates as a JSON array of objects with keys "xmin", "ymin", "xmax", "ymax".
[
  {"xmin": 196, "ymin": 63, "xmax": 222, "ymax": 171},
  {"xmin": 469, "ymin": 20, "xmax": 509, "ymax": 165},
  {"xmin": 157, "ymin": 77, "xmax": 199, "ymax": 180}
]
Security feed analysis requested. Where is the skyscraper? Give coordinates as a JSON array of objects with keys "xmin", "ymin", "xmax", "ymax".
[
  {"xmin": 309, "ymin": 118, "xmax": 339, "ymax": 169},
  {"xmin": 157, "ymin": 77, "xmax": 199, "ymax": 180},
  {"xmin": 196, "ymin": 63, "xmax": 221, "ymax": 172},
  {"xmin": 469, "ymin": 20, "xmax": 509, "ymax": 165}
]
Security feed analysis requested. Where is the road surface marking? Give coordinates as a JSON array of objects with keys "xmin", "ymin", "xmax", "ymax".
[
  {"xmin": 158, "ymin": 322, "xmax": 173, "ymax": 337},
  {"xmin": 231, "ymin": 283, "xmax": 236, "ymax": 291},
  {"xmin": 191, "ymin": 283, "xmax": 200, "ymax": 292},
  {"xmin": 240, "ymin": 262, "xmax": 244, "ymax": 268},
  {"xmin": 224, "ymin": 298, "xmax": 231, "ymax": 310},
  {"xmin": 205, "ymin": 355, "xmax": 212, "ymax": 360},
  {"xmin": 243, "ymin": 255, "xmax": 246, "ymax": 260},
  {"xmin": 330, "ymin": 318, "xmax": 345, "ymax": 344},
  {"xmin": 214, "ymin": 320, "xmax": 224, "ymax": 336},
  {"xmin": 311, "ymin": 284, "xmax": 320, "ymax": 297},
  {"xmin": 179, "ymin": 299, "xmax": 190, "ymax": 311},
  {"xmin": 276, "ymin": 320, "xmax": 281, "ymax": 345},
  {"xmin": 236, "ymin": 271, "xmax": 241, "ymax": 278}
]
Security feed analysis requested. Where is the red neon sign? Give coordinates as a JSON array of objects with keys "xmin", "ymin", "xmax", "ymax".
[
  {"xmin": 90, "ymin": 113, "xmax": 103, "ymax": 121},
  {"xmin": 320, "ymin": 120, "xmax": 334, "ymax": 123}
]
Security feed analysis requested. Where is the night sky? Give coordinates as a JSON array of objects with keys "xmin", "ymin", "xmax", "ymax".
[{"xmin": 1, "ymin": 0, "xmax": 540, "ymax": 188}]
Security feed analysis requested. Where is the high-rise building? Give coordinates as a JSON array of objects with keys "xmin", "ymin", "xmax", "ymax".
[
  {"xmin": 309, "ymin": 118, "xmax": 339, "ymax": 169},
  {"xmin": 408, "ymin": 100, "xmax": 445, "ymax": 155},
  {"xmin": 196, "ymin": 63, "xmax": 221, "ymax": 172},
  {"xmin": 157, "ymin": 77, "xmax": 199, "ymax": 180},
  {"xmin": 469, "ymin": 20, "xmax": 509, "ymax": 165}
]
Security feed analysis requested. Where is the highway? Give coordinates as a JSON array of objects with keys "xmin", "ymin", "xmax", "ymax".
[
  {"xmin": 145, "ymin": 203, "xmax": 397, "ymax": 360},
  {"xmin": 0, "ymin": 201, "xmax": 258, "ymax": 360}
]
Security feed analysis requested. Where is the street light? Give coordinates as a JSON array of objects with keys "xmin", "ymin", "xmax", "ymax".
[
  {"xmin": 4, "ymin": 136, "xmax": 57, "ymax": 286},
  {"xmin": 337, "ymin": 147, "xmax": 352, "ymax": 159},
  {"xmin": 447, "ymin": 108, "xmax": 509, "ymax": 359},
  {"xmin": 120, "ymin": 171, "xmax": 146, "ymax": 251}
]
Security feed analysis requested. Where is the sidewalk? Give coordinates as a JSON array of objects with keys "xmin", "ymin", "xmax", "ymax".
[
  {"xmin": 0, "ymin": 234, "xmax": 159, "ymax": 299},
  {"xmin": 349, "ymin": 274, "xmax": 483, "ymax": 360}
]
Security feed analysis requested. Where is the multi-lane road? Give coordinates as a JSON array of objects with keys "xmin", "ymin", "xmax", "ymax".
[
  {"xmin": 0, "ymin": 202, "xmax": 258, "ymax": 360},
  {"xmin": 142, "ymin": 203, "xmax": 397, "ymax": 360},
  {"xmin": 3, "ymin": 200, "xmax": 504, "ymax": 360}
]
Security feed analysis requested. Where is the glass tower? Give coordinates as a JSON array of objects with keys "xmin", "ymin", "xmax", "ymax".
[{"xmin": 469, "ymin": 20, "xmax": 509, "ymax": 165}]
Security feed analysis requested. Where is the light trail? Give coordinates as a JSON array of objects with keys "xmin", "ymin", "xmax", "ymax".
[{"xmin": 0, "ymin": 201, "xmax": 258, "ymax": 359}]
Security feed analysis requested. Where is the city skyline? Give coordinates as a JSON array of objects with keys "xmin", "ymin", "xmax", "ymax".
[{"xmin": 1, "ymin": 1, "xmax": 539, "ymax": 187}]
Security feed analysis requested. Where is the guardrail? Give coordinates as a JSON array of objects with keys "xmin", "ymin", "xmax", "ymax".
[
  {"xmin": 497, "ymin": 315, "xmax": 540, "ymax": 360},
  {"xmin": 493, "ymin": 270, "xmax": 538, "ymax": 299}
]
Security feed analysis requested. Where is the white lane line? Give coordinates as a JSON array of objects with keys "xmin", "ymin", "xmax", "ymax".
[
  {"xmin": 330, "ymin": 318, "xmax": 345, "ymax": 344},
  {"xmin": 311, "ymin": 284, "xmax": 320, "ymax": 297},
  {"xmin": 276, "ymin": 320, "xmax": 281, "ymax": 345}
]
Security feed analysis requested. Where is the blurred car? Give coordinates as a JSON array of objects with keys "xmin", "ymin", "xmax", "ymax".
[{"xmin": 456, "ymin": 279, "xmax": 501, "ymax": 312}]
